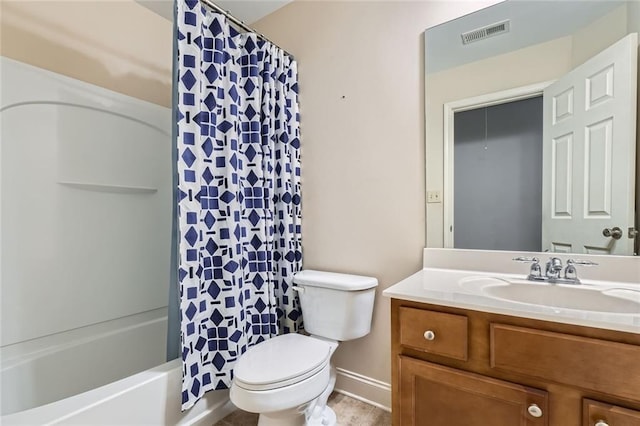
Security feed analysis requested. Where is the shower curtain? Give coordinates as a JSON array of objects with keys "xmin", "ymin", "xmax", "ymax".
[{"xmin": 176, "ymin": 0, "xmax": 303, "ymax": 410}]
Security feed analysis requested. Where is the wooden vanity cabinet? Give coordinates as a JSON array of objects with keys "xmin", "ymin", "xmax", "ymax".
[{"xmin": 391, "ymin": 299, "xmax": 640, "ymax": 426}]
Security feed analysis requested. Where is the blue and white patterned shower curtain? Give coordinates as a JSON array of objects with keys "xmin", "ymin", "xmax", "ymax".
[{"xmin": 176, "ymin": 0, "xmax": 303, "ymax": 410}]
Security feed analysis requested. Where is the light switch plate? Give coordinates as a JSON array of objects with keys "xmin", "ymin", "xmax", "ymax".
[{"xmin": 427, "ymin": 190, "xmax": 442, "ymax": 203}]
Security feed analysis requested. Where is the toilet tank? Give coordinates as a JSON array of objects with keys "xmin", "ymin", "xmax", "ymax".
[{"xmin": 293, "ymin": 270, "xmax": 377, "ymax": 341}]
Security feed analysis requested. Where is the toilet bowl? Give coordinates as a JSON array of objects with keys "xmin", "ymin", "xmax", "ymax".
[
  {"xmin": 229, "ymin": 270, "xmax": 378, "ymax": 426},
  {"xmin": 230, "ymin": 334, "xmax": 338, "ymax": 426}
]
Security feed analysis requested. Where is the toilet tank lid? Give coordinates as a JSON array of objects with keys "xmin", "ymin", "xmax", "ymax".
[{"xmin": 293, "ymin": 270, "xmax": 378, "ymax": 291}]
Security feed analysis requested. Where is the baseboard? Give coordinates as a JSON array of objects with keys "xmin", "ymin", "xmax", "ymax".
[
  {"xmin": 186, "ymin": 369, "xmax": 391, "ymax": 424},
  {"xmin": 189, "ymin": 392, "xmax": 235, "ymax": 426},
  {"xmin": 334, "ymin": 368, "xmax": 391, "ymax": 412}
]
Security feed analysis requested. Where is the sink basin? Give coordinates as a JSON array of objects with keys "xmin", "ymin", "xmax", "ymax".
[{"xmin": 460, "ymin": 277, "xmax": 640, "ymax": 314}]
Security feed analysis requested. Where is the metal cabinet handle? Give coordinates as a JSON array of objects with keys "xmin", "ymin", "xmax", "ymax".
[
  {"xmin": 423, "ymin": 330, "xmax": 435, "ymax": 341},
  {"xmin": 602, "ymin": 227, "xmax": 623, "ymax": 240},
  {"xmin": 594, "ymin": 420, "xmax": 609, "ymax": 426},
  {"xmin": 527, "ymin": 404, "xmax": 543, "ymax": 418}
]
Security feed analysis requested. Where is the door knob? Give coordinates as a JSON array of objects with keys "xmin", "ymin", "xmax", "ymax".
[{"xmin": 602, "ymin": 227, "xmax": 623, "ymax": 240}]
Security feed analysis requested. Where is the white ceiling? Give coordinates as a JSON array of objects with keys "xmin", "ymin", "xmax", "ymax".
[{"xmin": 136, "ymin": 0, "xmax": 292, "ymax": 25}]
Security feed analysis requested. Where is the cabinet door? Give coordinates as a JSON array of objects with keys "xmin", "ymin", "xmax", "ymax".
[
  {"xmin": 399, "ymin": 356, "xmax": 548, "ymax": 426},
  {"xmin": 583, "ymin": 399, "xmax": 640, "ymax": 426}
]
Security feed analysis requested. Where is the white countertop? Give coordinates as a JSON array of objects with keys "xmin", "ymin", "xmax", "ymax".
[{"xmin": 383, "ymin": 267, "xmax": 640, "ymax": 334}]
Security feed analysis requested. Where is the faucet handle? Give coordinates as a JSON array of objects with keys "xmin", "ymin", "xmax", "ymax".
[
  {"xmin": 564, "ymin": 263, "xmax": 579, "ymax": 282},
  {"xmin": 567, "ymin": 259, "xmax": 598, "ymax": 266},
  {"xmin": 563, "ymin": 259, "xmax": 597, "ymax": 284},
  {"xmin": 513, "ymin": 257, "xmax": 543, "ymax": 279},
  {"xmin": 513, "ymin": 256, "xmax": 539, "ymax": 263}
]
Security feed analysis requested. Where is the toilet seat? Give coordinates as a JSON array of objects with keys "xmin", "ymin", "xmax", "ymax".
[{"xmin": 234, "ymin": 334, "xmax": 332, "ymax": 391}]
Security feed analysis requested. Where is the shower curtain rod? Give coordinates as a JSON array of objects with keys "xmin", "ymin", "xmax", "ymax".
[{"xmin": 199, "ymin": 0, "xmax": 295, "ymax": 59}]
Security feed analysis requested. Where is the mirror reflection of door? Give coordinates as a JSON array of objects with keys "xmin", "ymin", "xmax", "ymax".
[
  {"xmin": 542, "ymin": 32, "xmax": 638, "ymax": 256},
  {"xmin": 452, "ymin": 33, "xmax": 637, "ymax": 255},
  {"xmin": 454, "ymin": 97, "xmax": 543, "ymax": 252},
  {"xmin": 430, "ymin": 1, "xmax": 640, "ymax": 257}
]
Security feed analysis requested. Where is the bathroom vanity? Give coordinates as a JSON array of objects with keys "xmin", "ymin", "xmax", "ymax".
[
  {"xmin": 384, "ymin": 250, "xmax": 640, "ymax": 426},
  {"xmin": 411, "ymin": 1, "xmax": 640, "ymax": 423}
]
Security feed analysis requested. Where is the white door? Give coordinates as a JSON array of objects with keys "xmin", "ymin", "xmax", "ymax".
[{"xmin": 542, "ymin": 33, "xmax": 638, "ymax": 255}]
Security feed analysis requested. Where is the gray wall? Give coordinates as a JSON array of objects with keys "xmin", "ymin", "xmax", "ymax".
[
  {"xmin": 166, "ymin": 0, "xmax": 180, "ymax": 362},
  {"xmin": 454, "ymin": 96, "xmax": 543, "ymax": 251}
]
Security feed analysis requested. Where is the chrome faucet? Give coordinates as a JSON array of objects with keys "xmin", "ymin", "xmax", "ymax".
[
  {"xmin": 545, "ymin": 257, "xmax": 563, "ymax": 280},
  {"xmin": 513, "ymin": 257, "xmax": 598, "ymax": 284}
]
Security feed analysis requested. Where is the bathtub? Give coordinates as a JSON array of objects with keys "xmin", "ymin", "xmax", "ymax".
[
  {"xmin": 1, "ymin": 359, "xmax": 235, "ymax": 425},
  {"xmin": 0, "ymin": 297, "xmax": 234, "ymax": 425},
  {"xmin": 0, "ymin": 56, "xmax": 226, "ymax": 424},
  {"xmin": 1, "ymin": 308, "xmax": 169, "ymax": 415}
]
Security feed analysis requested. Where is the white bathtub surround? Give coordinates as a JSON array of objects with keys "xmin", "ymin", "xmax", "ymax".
[
  {"xmin": 383, "ymin": 248, "xmax": 640, "ymax": 333},
  {"xmin": 1, "ymin": 57, "xmax": 172, "ymax": 348},
  {"xmin": 1, "ymin": 57, "xmax": 172, "ymax": 416},
  {"xmin": 1, "ymin": 360, "xmax": 234, "ymax": 426}
]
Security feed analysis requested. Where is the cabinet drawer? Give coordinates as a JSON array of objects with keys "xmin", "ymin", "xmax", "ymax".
[
  {"xmin": 583, "ymin": 399, "xmax": 640, "ymax": 426},
  {"xmin": 490, "ymin": 324, "xmax": 640, "ymax": 401},
  {"xmin": 399, "ymin": 307, "xmax": 467, "ymax": 360}
]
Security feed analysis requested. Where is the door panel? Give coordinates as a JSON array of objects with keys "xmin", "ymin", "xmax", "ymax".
[
  {"xmin": 542, "ymin": 33, "xmax": 637, "ymax": 255},
  {"xmin": 551, "ymin": 133, "xmax": 573, "ymax": 218},
  {"xmin": 584, "ymin": 118, "xmax": 612, "ymax": 217},
  {"xmin": 399, "ymin": 356, "xmax": 548, "ymax": 426}
]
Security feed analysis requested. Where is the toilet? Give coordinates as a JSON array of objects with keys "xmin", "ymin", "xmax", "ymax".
[{"xmin": 229, "ymin": 270, "xmax": 378, "ymax": 426}]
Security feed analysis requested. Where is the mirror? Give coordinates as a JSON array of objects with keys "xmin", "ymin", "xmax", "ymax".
[{"xmin": 425, "ymin": 0, "xmax": 640, "ymax": 256}]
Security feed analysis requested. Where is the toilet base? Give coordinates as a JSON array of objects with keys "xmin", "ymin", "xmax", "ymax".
[
  {"xmin": 256, "ymin": 405, "xmax": 336, "ymax": 426},
  {"xmin": 307, "ymin": 406, "xmax": 336, "ymax": 426},
  {"xmin": 257, "ymin": 407, "xmax": 306, "ymax": 426}
]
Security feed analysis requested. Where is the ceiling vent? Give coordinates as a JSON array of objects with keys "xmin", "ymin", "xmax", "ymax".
[{"xmin": 461, "ymin": 20, "xmax": 510, "ymax": 45}]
